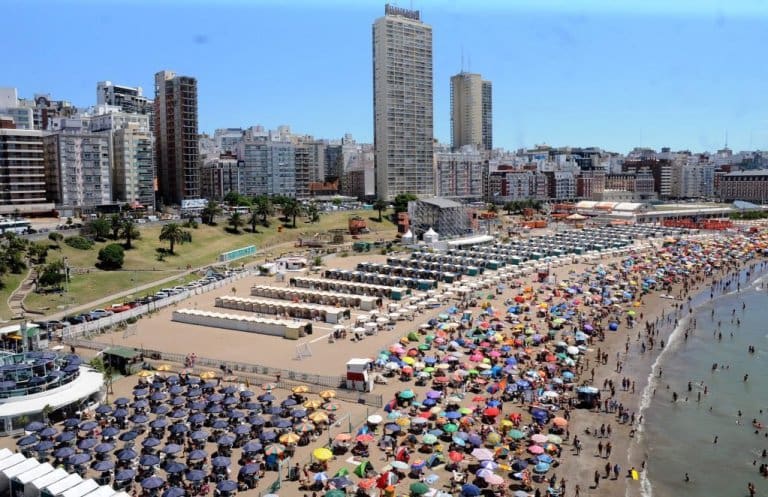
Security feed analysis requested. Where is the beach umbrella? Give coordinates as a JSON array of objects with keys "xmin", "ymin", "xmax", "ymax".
[
  {"xmin": 25, "ymin": 421, "xmax": 46, "ymax": 432},
  {"xmin": 534, "ymin": 462, "xmax": 551, "ymax": 473},
  {"xmin": 264, "ymin": 444, "xmax": 285, "ymax": 456},
  {"xmin": 186, "ymin": 469, "xmax": 206, "ymax": 482},
  {"xmin": 242, "ymin": 441, "xmax": 262, "ymax": 453},
  {"xmin": 212, "ymin": 456, "xmax": 231, "ymax": 467},
  {"xmin": 17, "ymin": 435, "xmax": 38, "ymax": 448},
  {"xmin": 398, "ymin": 390, "xmax": 415, "ymax": 399},
  {"xmin": 141, "ymin": 477, "xmax": 165, "ymax": 490},
  {"xmin": 165, "ymin": 462, "xmax": 187, "ymax": 474},
  {"xmin": 547, "ymin": 434, "xmax": 563, "ymax": 444},
  {"xmin": 163, "ymin": 444, "xmax": 183, "ymax": 455},
  {"xmin": 69, "ymin": 453, "xmax": 91, "ymax": 466},
  {"xmin": 279, "ymin": 433, "xmax": 300, "ymax": 444},
  {"xmin": 552, "ymin": 416, "xmax": 568, "ymax": 427},
  {"xmin": 410, "ymin": 482, "xmax": 429, "ymax": 495},
  {"xmin": 100, "ymin": 426, "xmax": 120, "ymax": 438},
  {"xmin": 471, "ymin": 448, "xmax": 494, "ymax": 461},
  {"xmin": 309, "ymin": 412, "xmax": 329, "ymax": 423},
  {"xmin": 117, "ymin": 448, "xmax": 138, "ymax": 461},
  {"xmin": 54, "ymin": 447, "xmax": 75, "ymax": 459},
  {"xmin": 115, "ymin": 469, "xmax": 135, "ymax": 482},
  {"xmin": 324, "ymin": 491, "xmax": 345, "ymax": 497},
  {"xmin": 422, "ymin": 434, "xmax": 438, "ymax": 445},
  {"xmin": 216, "ymin": 480, "xmax": 237, "ymax": 493},
  {"xmin": 187, "ymin": 449, "xmax": 207, "ymax": 461},
  {"xmin": 319, "ymin": 390, "xmax": 336, "ymax": 399},
  {"xmin": 461, "ymin": 483, "xmax": 481, "ymax": 497},
  {"xmin": 531, "ymin": 434, "xmax": 548, "ymax": 444},
  {"xmin": 162, "ymin": 488, "xmax": 185, "ymax": 497},
  {"xmin": 239, "ymin": 463, "xmax": 260, "ymax": 476},
  {"xmin": 140, "ymin": 454, "xmax": 160, "ymax": 467},
  {"xmin": 34, "ymin": 440, "xmax": 54, "ymax": 452},
  {"xmin": 313, "ymin": 447, "xmax": 333, "ymax": 461},
  {"xmin": 40, "ymin": 426, "xmax": 59, "ymax": 438},
  {"xmin": 93, "ymin": 460, "xmax": 114, "ymax": 472},
  {"xmin": 528, "ymin": 445, "xmax": 545, "ymax": 455}
]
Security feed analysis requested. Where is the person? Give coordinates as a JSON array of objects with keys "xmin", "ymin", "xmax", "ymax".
[
  {"xmin": 684, "ymin": 473, "xmax": 690, "ymax": 483},
  {"xmin": 748, "ymin": 482, "xmax": 756, "ymax": 497},
  {"xmin": 594, "ymin": 470, "xmax": 600, "ymax": 488}
]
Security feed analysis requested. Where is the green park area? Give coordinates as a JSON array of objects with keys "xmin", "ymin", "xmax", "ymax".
[{"xmin": 0, "ymin": 208, "xmax": 395, "ymax": 320}]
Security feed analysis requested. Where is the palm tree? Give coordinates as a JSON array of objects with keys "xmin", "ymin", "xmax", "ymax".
[
  {"xmin": 201, "ymin": 200, "xmax": 222, "ymax": 225},
  {"xmin": 373, "ymin": 199, "xmax": 388, "ymax": 222},
  {"xmin": 109, "ymin": 214, "xmax": 122, "ymax": 240},
  {"xmin": 487, "ymin": 203, "xmax": 499, "ymax": 214},
  {"xmin": 282, "ymin": 199, "xmax": 302, "ymax": 228},
  {"xmin": 228, "ymin": 212, "xmax": 245, "ymax": 233},
  {"xmin": 253, "ymin": 195, "xmax": 273, "ymax": 226},
  {"xmin": 306, "ymin": 203, "xmax": 320, "ymax": 223},
  {"xmin": 247, "ymin": 209, "xmax": 260, "ymax": 233},
  {"xmin": 120, "ymin": 218, "xmax": 140, "ymax": 249},
  {"xmin": 503, "ymin": 201, "xmax": 516, "ymax": 215},
  {"xmin": 159, "ymin": 223, "xmax": 190, "ymax": 254}
]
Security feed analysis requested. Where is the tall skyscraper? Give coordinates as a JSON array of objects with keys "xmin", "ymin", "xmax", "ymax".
[
  {"xmin": 373, "ymin": 4, "xmax": 434, "ymax": 200},
  {"xmin": 450, "ymin": 72, "xmax": 492, "ymax": 151},
  {"xmin": 154, "ymin": 70, "xmax": 199, "ymax": 205}
]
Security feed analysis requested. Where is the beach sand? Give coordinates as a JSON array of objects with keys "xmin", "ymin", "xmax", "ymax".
[{"xmin": 6, "ymin": 231, "xmax": 762, "ymax": 497}]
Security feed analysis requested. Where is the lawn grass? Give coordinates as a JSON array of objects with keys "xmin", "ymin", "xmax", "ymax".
[
  {"xmin": 0, "ymin": 271, "xmax": 27, "ymax": 322},
  {"xmin": 23, "ymin": 210, "xmax": 396, "ymax": 314}
]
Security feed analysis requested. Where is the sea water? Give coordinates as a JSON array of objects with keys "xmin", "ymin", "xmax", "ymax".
[{"xmin": 637, "ymin": 271, "xmax": 768, "ymax": 497}]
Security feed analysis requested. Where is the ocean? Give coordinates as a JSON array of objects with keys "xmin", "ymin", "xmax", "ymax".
[{"xmin": 635, "ymin": 267, "xmax": 768, "ymax": 497}]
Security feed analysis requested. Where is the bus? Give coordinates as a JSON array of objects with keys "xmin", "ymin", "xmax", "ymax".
[{"xmin": 0, "ymin": 218, "xmax": 31, "ymax": 234}]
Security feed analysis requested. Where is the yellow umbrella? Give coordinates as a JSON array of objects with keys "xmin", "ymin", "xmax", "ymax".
[
  {"xmin": 395, "ymin": 417, "xmax": 411, "ymax": 427},
  {"xmin": 402, "ymin": 357, "xmax": 415, "ymax": 365},
  {"xmin": 319, "ymin": 390, "xmax": 336, "ymax": 399},
  {"xmin": 156, "ymin": 365, "xmax": 172, "ymax": 372},
  {"xmin": 303, "ymin": 400, "xmax": 322, "ymax": 409},
  {"xmin": 279, "ymin": 433, "xmax": 301, "ymax": 444},
  {"xmin": 499, "ymin": 419, "xmax": 513, "ymax": 429},
  {"xmin": 292, "ymin": 385, "xmax": 309, "ymax": 394},
  {"xmin": 309, "ymin": 412, "xmax": 329, "ymax": 423},
  {"xmin": 137, "ymin": 370, "xmax": 154, "ymax": 378},
  {"xmin": 313, "ymin": 447, "xmax": 333, "ymax": 461},
  {"xmin": 200, "ymin": 371, "xmax": 217, "ymax": 379}
]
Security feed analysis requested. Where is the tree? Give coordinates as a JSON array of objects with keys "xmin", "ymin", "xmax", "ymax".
[
  {"xmin": 247, "ymin": 209, "xmax": 260, "ymax": 233},
  {"xmin": 98, "ymin": 243, "xmax": 125, "ymax": 270},
  {"xmin": 41, "ymin": 404, "xmax": 54, "ymax": 423},
  {"xmin": 332, "ymin": 197, "xmax": 343, "ymax": 208},
  {"xmin": 37, "ymin": 260, "xmax": 66, "ymax": 290},
  {"xmin": 373, "ymin": 199, "xmax": 388, "ymax": 222},
  {"xmin": 393, "ymin": 193, "xmax": 418, "ymax": 213},
  {"xmin": 487, "ymin": 203, "xmax": 499, "ymax": 214},
  {"xmin": 119, "ymin": 218, "xmax": 140, "ymax": 249},
  {"xmin": 227, "ymin": 212, "xmax": 245, "ymax": 233},
  {"xmin": 109, "ymin": 214, "xmax": 122, "ymax": 240},
  {"xmin": 48, "ymin": 232, "xmax": 63, "ymax": 249},
  {"xmin": 28, "ymin": 242, "xmax": 49, "ymax": 265},
  {"xmin": 306, "ymin": 203, "xmax": 320, "ymax": 223},
  {"xmin": 0, "ymin": 233, "xmax": 28, "ymax": 274},
  {"xmin": 200, "ymin": 200, "xmax": 222, "ymax": 225},
  {"xmin": 159, "ymin": 223, "xmax": 190, "ymax": 254},
  {"xmin": 85, "ymin": 218, "xmax": 110, "ymax": 241},
  {"xmin": 224, "ymin": 192, "xmax": 252, "ymax": 207},
  {"xmin": 503, "ymin": 201, "xmax": 516, "ymax": 215},
  {"xmin": 282, "ymin": 198, "xmax": 302, "ymax": 228},
  {"xmin": 253, "ymin": 195, "xmax": 273, "ymax": 227}
]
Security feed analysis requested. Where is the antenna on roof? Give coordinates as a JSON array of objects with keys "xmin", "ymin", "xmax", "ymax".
[
  {"xmin": 460, "ymin": 45, "xmax": 464, "ymax": 73},
  {"xmin": 724, "ymin": 130, "xmax": 729, "ymax": 149}
]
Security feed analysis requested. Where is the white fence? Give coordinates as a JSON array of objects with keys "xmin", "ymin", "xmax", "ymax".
[{"xmin": 61, "ymin": 270, "xmax": 252, "ymax": 341}]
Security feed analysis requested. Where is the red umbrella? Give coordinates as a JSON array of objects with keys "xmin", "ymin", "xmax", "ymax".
[
  {"xmin": 359, "ymin": 478, "xmax": 377, "ymax": 490},
  {"xmin": 472, "ymin": 396, "xmax": 486, "ymax": 403},
  {"xmin": 448, "ymin": 451, "xmax": 464, "ymax": 463},
  {"xmin": 483, "ymin": 407, "xmax": 500, "ymax": 417},
  {"xmin": 356, "ymin": 433, "xmax": 375, "ymax": 443}
]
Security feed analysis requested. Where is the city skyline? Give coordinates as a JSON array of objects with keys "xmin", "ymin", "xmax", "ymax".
[{"xmin": 3, "ymin": 0, "xmax": 768, "ymax": 153}]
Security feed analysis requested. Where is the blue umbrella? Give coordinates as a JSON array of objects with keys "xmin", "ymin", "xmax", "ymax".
[
  {"xmin": 211, "ymin": 419, "xmax": 228, "ymax": 430},
  {"xmin": 223, "ymin": 397, "xmax": 238, "ymax": 406},
  {"xmin": 34, "ymin": 440, "xmax": 54, "ymax": 452},
  {"xmin": 451, "ymin": 436, "xmax": 466, "ymax": 447},
  {"xmin": 258, "ymin": 394, "xmax": 274, "ymax": 402},
  {"xmin": 186, "ymin": 469, "xmax": 206, "ymax": 483},
  {"xmin": 77, "ymin": 438, "xmax": 98, "ymax": 450},
  {"xmin": 132, "ymin": 399, "xmax": 149, "ymax": 410},
  {"xmin": 188, "ymin": 413, "xmax": 206, "ymax": 425},
  {"xmin": 119, "ymin": 431, "xmax": 139, "ymax": 442},
  {"xmin": 233, "ymin": 425, "xmax": 250, "ymax": 435},
  {"xmin": 239, "ymin": 463, "xmax": 259, "ymax": 476},
  {"xmin": 17, "ymin": 435, "xmax": 38, "ymax": 447},
  {"xmin": 239, "ymin": 390, "xmax": 254, "ymax": 398},
  {"xmin": 242, "ymin": 441, "xmax": 262, "ymax": 453},
  {"xmin": 117, "ymin": 448, "xmax": 138, "ymax": 460},
  {"xmin": 185, "ymin": 389, "xmax": 202, "ymax": 398},
  {"xmin": 227, "ymin": 410, "xmax": 244, "ymax": 419},
  {"xmin": 537, "ymin": 454, "xmax": 554, "ymax": 464},
  {"xmin": 25, "ymin": 421, "xmax": 46, "ymax": 432},
  {"xmin": 94, "ymin": 442, "xmax": 114, "ymax": 454},
  {"xmin": 274, "ymin": 420, "xmax": 292, "ymax": 429},
  {"xmin": 462, "ymin": 484, "xmax": 481, "ymax": 497},
  {"xmin": 187, "ymin": 449, "xmax": 207, "ymax": 461},
  {"xmin": 93, "ymin": 460, "xmax": 114, "ymax": 472},
  {"xmin": 188, "ymin": 401, "xmax": 206, "ymax": 411},
  {"xmin": 62, "ymin": 418, "xmax": 80, "ymax": 429},
  {"xmin": 248, "ymin": 415, "xmax": 265, "ymax": 426},
  {"xmin": 39, "ymin": 427, "xmax": 58, "ymax": 438},
  {"xmin": 216, "ymin": 480, "xmax": 237, "ymax": 493},
  {"xmin": 259, "ymin": 431, "xmax": 277, "ymax": 442},
  {"xmin": 134, "ymin": 388, "xmax": 149, "ymax": 397},
  {"xmin": 162, "ymin": 487, "xmax": 186, "ymax": 497},
  {"xmin": 171, "ymin": 396, "xmax": 186, "ymax": 406},
  {"xmin": 130, "ymin": 414, "xmax": 149, "ymax": 425},
  {"xmin": 208, "ymin": 393, "xmax": 224, "ymax": 403},
  {"xmin": 165, "ymin": 462, "xmax": 187, "ymax": 474},
  {"xmin": 68, "ymin": 453, "xmax": 91, "ymax": 465},
  {"xmin": 150, "ymin": 419, "xmax": 168, "ymax": 430},
  {"xmin": 54, "ymin": 447, "xmax": 75, "ymax": 459},
  {"xmin": 169, "ymin": 424, "xmax": 188, "ymax": 434},
  {"xmin": 467, "ymin": 434, "xmax": 483, "ymax": 446},
  {"xmin": 115, "ymin": 469, "xmax": 135, "ymax": 481},
  {"xmin": 168, "ymin": 385, "xmax": 183, "ymax": 395},
  {"xmin": 511, "ymin": 460, "xmax": 528, "ymax": 471},
  {"xmin": 445, "ymin": 411, "xmax": 461, "ymax": 420},
  {"xmin": 113, "ymin": 408, "xmax": 129, "ymax": 418},
  {"xmin": 534, "ymin": 462, "xmax": 550, "ymax": 473},
  {"xmin": 79, "ymin": 421, "xmax": 98, "ymax": 432},
  {"xmin": 217, "ymin": 435, "xmax": 235, "ymax": 446},
  {"xmin": 189, "ymin": 430, "xmax": 208, "ymax": 441},
  {"xmin": 163, "ymin": 444, "xmax": 183, "ymax": 455},
  {"xmin": 95, "ymin": 405, "xmax": 113, "ymax": 415},
  {"xmin": 281, "ymin": 398, "xmax": 297, "ymax": 407},
  {"xmin": 212, "ymin": 456, "xmax": 231, "ymax": 467},
  {"xmin": 101, "ymin": 426, "xmax": 120, "ymax": 438},
  {"xmin": 221, "ymin": 386, "xmax": 237, "ymax": 395},
  {"xmin": 55, "ymin": 431, "xmax": 76, "ymax": 443},
  {"xmin": 141, "ymin": 476, "xmax": 165, "ymax": 489},
  {"xmin": 140, "ymin": 454, "xmax": 160, "ymax": 467},
  {"xmin": 170, "ymin": 409, "xmax": 188, "ymax": 419},
  {"xmin": 150, "ymin": 392, "xmax": 167, "ymax": 401},
  {"xmin": 114, "ymin": 397, "xmax": 130, "ymax": 406}
]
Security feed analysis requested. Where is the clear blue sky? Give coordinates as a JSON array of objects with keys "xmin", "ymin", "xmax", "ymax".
[{"xmin": 4, "ymin": 0, "xmax": 768, "ymax": 153}]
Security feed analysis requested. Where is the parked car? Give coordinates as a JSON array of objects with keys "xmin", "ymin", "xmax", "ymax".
[
  {"xmin": 89, "ymin": 309, "xmax": 114, "ymax": 319},
  {"xmin": 154, "ymin": 292, "xmax": 169, "ymax": 299},
  {"xmin": 109, "ymin": 304, "xmax": 131, "ymax": 313}
]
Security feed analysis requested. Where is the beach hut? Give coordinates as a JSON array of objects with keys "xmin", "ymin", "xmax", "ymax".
[
  {"xmin": 1, "ymin": 458, "xmax": 39, "ymax": 495},
  {"xmin": 40, "ymin": 474, "xmax": 83, "ymax": 497},
  {"xmin": 26, "ymin": 468, "xmax": 68, "ymax": 497},
  {"xmin": 11, "ymin": 463, "xmax": 53, "ymax": 497}
]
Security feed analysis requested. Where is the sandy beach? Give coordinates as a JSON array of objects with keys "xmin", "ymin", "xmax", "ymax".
[{"xmin": 8, "ymin": 228, "xmax": 768, "ymax": 497}]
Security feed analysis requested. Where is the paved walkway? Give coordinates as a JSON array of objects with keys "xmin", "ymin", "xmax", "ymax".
[{"xmin": 7, "ymin": 268, "xmax": 35, "ymax": 319}]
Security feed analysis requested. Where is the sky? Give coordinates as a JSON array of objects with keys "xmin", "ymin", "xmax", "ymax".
[{"xmin": 3, "ymin": 0, "xmax": 768, "ymax": 154}]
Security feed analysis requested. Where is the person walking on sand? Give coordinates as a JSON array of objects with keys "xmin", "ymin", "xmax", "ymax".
[
  {"xmin": 597, "ymin": 440, "xmax": 603, "ymax": 457},
  {"xmin": 594, "ymin": 470, "xmax": 600, "ymax": 488},
  {"xmin": 574, "ymin": 484, "xmax": 580, "ymax": 497}
]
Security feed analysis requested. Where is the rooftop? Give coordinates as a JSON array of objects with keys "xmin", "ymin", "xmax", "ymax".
[{"xmin": 419, "ymin": 197, "xmax": 463, "ymax": 209}]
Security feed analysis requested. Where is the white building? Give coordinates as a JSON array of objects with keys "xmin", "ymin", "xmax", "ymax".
[{"xmin": 435, "ymin": 145, "xmax": 484, "ymax": 199}]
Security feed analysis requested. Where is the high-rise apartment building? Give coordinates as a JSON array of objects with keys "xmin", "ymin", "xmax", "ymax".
[
  {"xmin": 154, "ymin": 70, "xmax": 199, "ymax": 205},
  {"xmin": 97, "ymin": 81, "xmax": 153, "ymax": 116},
  {"xmin": 0, "ymin": 128, "xmax": 53, "ymax": 215},
  {"xmin": 450, "ymin": 72, "xmax": 492, "ymax": 151},
  {"xmin": 235, "ymin": 139, "xmax": 296, "ymax": 197},
  {"xmin": 113, "ymin": 122, "xmax": 155, "ymax": 209},
  {"xmin": 373, "ymin": 4, "xmax": 434, "ymax": 200}
]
